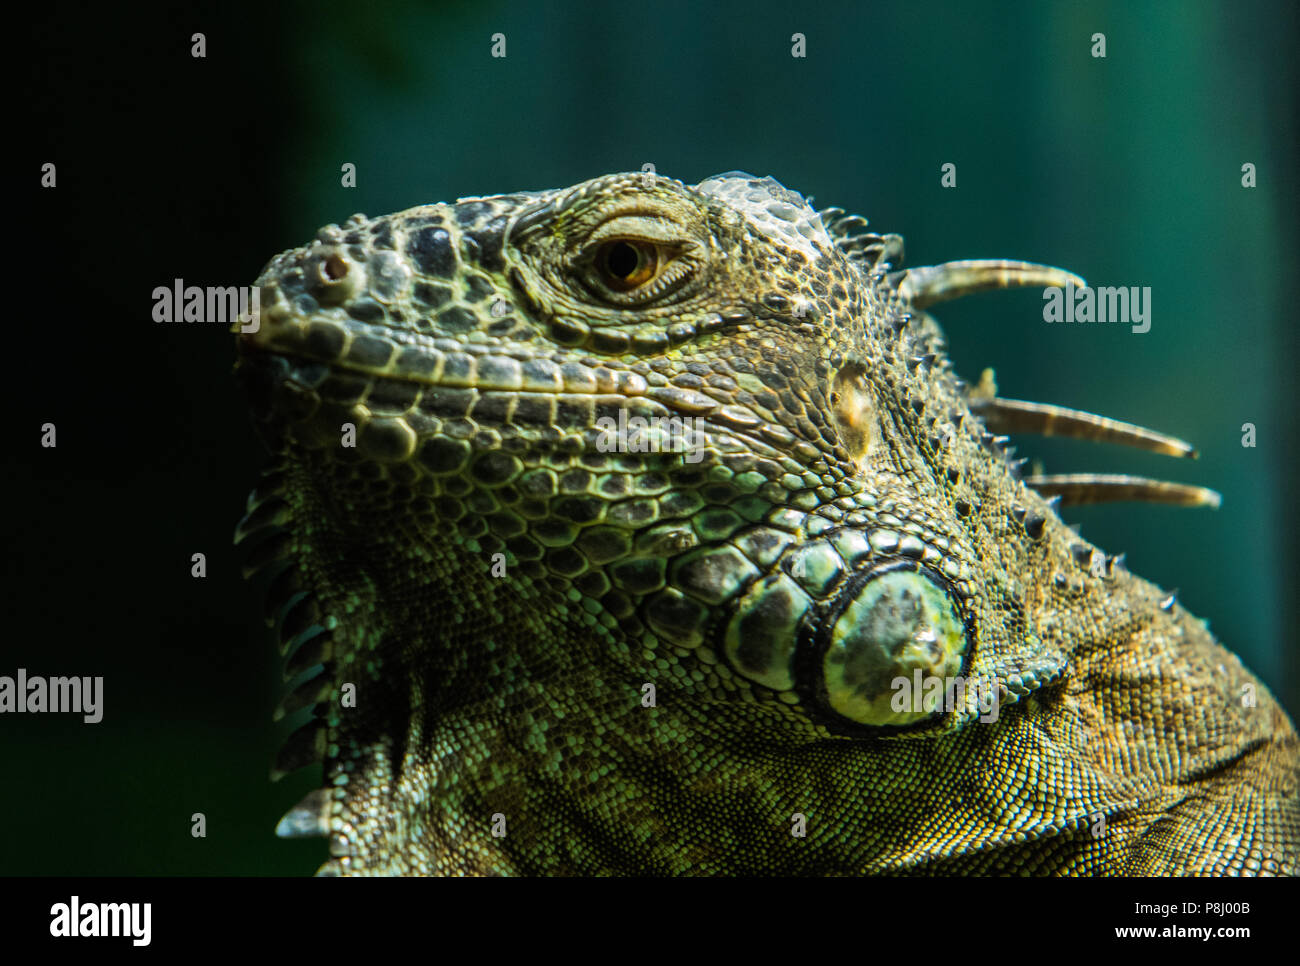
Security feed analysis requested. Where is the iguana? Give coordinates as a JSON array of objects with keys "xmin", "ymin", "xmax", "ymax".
[{"xmin": 234, "ymin": 171, "xmax": 1299, "ymax": 875}]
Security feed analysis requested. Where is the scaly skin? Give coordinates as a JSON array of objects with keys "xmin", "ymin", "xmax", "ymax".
[{"xmin": 235, "ymin": 171, "xmax": 1299, "ymax": 875}]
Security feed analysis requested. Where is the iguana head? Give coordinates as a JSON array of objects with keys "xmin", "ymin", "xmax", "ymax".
[{"xmin": 236, "ymin": 171, "xmax": 1224, "ymax": 874}]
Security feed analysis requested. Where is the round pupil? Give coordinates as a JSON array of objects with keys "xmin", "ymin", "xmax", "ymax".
[{"xmin": 604, "ymin": 242, "xmax": 641, "ymax": 279}]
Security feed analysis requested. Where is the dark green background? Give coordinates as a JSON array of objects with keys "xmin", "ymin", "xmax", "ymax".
[{"xmin": 9, "ymin": 0, "xmax": 1297, "ymax": 874}]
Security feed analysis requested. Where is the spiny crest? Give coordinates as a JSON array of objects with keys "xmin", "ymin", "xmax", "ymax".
[
  {"xmin": 817, "ymin": 205, "xmax": 904, "ymax": 271},
  {"xmin": 873, "ymin": 255, "xmax": 1219, "ymax": 510}
]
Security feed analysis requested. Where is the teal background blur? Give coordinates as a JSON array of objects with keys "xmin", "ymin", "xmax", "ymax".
[{"xmin": 10, "ymin": 0, "xmax": 1297, "ymax": 874}]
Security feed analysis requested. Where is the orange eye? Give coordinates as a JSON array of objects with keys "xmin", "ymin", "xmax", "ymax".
[{"xmin": 595, "ymin": 240, "xmax": 660, "ymax": 290}]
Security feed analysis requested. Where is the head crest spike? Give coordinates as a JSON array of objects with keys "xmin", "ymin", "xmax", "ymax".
[
  {"xmin": 889, "ymin": 260, "xmax": 1084, "ymax": 309},
  {"xmin": 1026, "ymin": 474, "xmax": 1221, "ymax": 509},
  {"xmin": 971, "ymin": 397, "xmax": 1198, "ymax": 459}
]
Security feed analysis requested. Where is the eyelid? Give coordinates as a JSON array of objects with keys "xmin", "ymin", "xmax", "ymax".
[{"xmin": 585, "ymin": 215, "xmax": 692, "ymax": 247}]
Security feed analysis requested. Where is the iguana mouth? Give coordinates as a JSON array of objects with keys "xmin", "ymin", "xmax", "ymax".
[
  {"xmin": 236, "ymin": 307, "xmax": 786, "ymax": 463},
  {"xmin": 234, "ymin": 343, "xmax": 723, "ymax": 456},
  {"xmin": 235, "ymin": 343, "xmax": 656, "ymax": 413}
]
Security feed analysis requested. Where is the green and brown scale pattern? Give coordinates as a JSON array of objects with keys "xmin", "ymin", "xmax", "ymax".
[{"xmin": 234, "ymin": 172, "xmax": 1299, "ymax": 875}]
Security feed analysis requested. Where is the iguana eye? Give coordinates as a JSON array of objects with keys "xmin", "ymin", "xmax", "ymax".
[
  {"xmin": 818, "ymin": 566, "xmax": 969, "ymax": 728},
  {"xmin": 564, "ymin": 211, "xmax": 703, "ymax": 306},
  {"xmin": 595, "ymin": 239, "xmax": 660, "ymax": 290}
]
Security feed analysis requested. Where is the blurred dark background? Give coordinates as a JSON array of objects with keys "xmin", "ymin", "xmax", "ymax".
[{"xmin": 9, "ymin": 0, "xmax": 1297, "ymax": 874}]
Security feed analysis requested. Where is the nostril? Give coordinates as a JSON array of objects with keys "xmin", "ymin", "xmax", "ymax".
[
  {"xmin": 323, "ymin": 253, "xmax": 348, "ymax": 281},
  {"xmin": 308, "ymin": 251, "xmax": 361, "ymax": 306}
]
